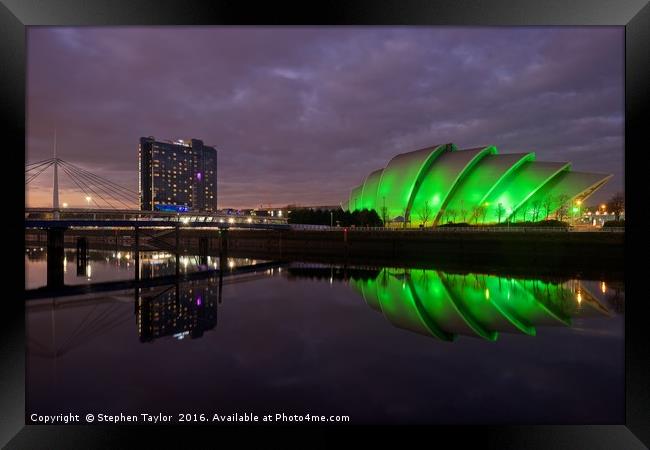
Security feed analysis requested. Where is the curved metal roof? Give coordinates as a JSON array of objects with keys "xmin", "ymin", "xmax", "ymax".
[
  {"xmin": 375, "ymin": 144, "xmax": 452, "ymax": 221},
  {"xmin": 407, "ymin": 146, "xmax": 497, "ymax": 224},
  {"xmin": 441, "ymin": 152, "xmax": 534, "ymax": 223},
  {"xmin": 359, "ymin": 168, "xmax": 384, "ymax": 211},
  {"xmin": 481, "ymin": 161, "xmax": 571, "ymax": 223},
  {"xmin": 511, "ymin": 171, "xmax": 613, "ymax": 221},
  {"xmin": 345, "ymin": 142, "xmax": 612, "ymax": 225},
  {"xmin": 348, "ymin": 183, "xmax": 364, "ymax": 212}
]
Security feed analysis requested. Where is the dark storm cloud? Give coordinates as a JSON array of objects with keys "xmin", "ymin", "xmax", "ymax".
[{"xmin": 26, "ymin": 27, "xmax": 623, "ymax": 208}]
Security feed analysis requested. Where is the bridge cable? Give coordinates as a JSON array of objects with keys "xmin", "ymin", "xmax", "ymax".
[
  {"xmin": 25, "ymin": 160, "xmax": 55, "ymax": 184},
  {"xmin": 58, "ymin": 163, "xmax": 135, "ymax": 207},
  {"xmin": 59, "ymin": 161, "xmax": 133, "ymax": 209},
  {"xmin": 58, "ymin": 160, "xmax": 137, "ymax": 208},
  {"xmin": 26, "ymin": 158, "xmax": 55, "ymax": 170},
  {"xmin": 61, "ymin": 164, "xmax": 118, "ymax": 209},
  {"xmin": 59, "ymin": 160, "xmax": 138, "ymax": 200},
  {"xmin": 60, "ymin": 164, "xmax": 112, "ymax": 209},
  {"xmin": 59, "ymin": 163, "xmax": 107, "ymax": 208},
  {"xmin": 58, "ymin": 159, "xmax": 138, "ymax": 196}
]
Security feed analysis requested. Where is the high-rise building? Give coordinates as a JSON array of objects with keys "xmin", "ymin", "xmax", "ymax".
[{"xmin": 138, "ymin": 137, "xmax": 217, "ymax": 212}]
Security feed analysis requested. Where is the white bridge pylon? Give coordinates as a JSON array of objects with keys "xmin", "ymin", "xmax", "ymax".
[{"xmin": 26, "ymin": 133, "xmax": 139, "ymax": 210}]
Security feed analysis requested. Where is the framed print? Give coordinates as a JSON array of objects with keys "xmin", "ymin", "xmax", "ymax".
[{"xmin": 2, "ymin": 0, "xmax": 648, "ymax": 447}]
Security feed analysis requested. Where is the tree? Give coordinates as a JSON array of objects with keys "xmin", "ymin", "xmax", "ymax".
[
  {"xmin": 531, "ymin": 200, "xmax": 542, "ymax": 222},
  {"xmin": 471, "ymin": 205, "xmax": 481, "ymax": 225},
  {"xmin": 447, "ymin": 208, "xmax": 457, "ymax": 223},
  {"xmin": 289, "ymin": 208, "xmax": 383, "ymax": 227},
  {"xmin": 417, "ymin": 200, "xmax": 432, "ymax": 227},
  {"xmin": 459, "ymin": 200, "xmax": 468, "ymax": 223},
  {"xmin": 380, "ymin": 196, "xmax": 388, "ymax": 226},
  {"xmin": 541, "ymin": 195, "xmax": 554, "ymax": 220},
  {"xmin": 496, "ymin": 203, "xmax": 506, "ymax": 223},
  {"xmin": 520, "ymin": 204, "xmax": 529, "ymax": 222},
  {"xmin": 509, "ymin": 206, "xmax": 517, "ymax": 223},
  {"xmin": 607, "ymin": 192, "xmax": 625, "ymax": 221},
  {"xmin": 380, "ymin": 205, "xmax": 388, "ymax": 226},
  {"xmin": 555, "ymin": 193, "xmax": 570, "ymax": 222},
  {"xmin": 481, "ymin": 204, "xmax": 489, "ymax": 224}
]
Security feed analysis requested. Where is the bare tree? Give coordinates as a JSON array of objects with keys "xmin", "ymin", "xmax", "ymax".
[
  {"xmin": 471, "ymin": 205, "xmax": 481, "ymax": 225},
  {"xmin": 380, "ymin": 205, "xmax": 388, "ymax": 226},
  {"xmin": 607, "ymin": 192, "xmax": 625, "ymax": 221},
  {"xmin": 481, "ymin": 204, "xmax": 489, "ymax": 224},
  {"xmin": 531, "ymin": 200, "xmax": 542, "ymax": 222},
  {"xmin": 459, "ymin": 200, "xmax": 468, "ymax": 223},
  {"xmin": 541, "ymin": 195, "xmax": 554, "ymax": 220},
  {"xmin": 496, "ymin": 203, "xmax": 506, "ymax": 223},
  {"xmin": 417, "ymin": 200, "xmax": 432, "ymax": 227},
  {"xmin": 509, "ymin": 206, "xmax": 517, "ymax": 223},
  {"xmin": 555, "ymin": 193, "xmax": 570, "ymax": 222},
  {"xmin": 447, "ymin": 208, "xmax": 457, "ymax": 223}
]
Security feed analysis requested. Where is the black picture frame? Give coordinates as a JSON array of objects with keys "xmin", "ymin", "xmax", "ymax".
[{"xmin": 3, "ymin": 0, "xmax": 648, "ymax": 447}]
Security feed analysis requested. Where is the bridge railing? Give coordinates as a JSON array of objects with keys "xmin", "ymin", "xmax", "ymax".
[{"xmin": 24, "ymin": 208, "xmax": 288, "ymax": 225}]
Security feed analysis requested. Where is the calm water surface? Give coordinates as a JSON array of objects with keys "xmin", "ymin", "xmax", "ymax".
[{"xmin": 25, "ymin": 251, "xmax": 624, "ymax": 424}]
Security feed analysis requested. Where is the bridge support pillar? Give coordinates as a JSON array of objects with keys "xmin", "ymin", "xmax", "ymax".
[
  {"xmin": 199, "ymin": 237, "xmax": 208, "ymax": 266},
  {"xmin": 47, "ymin": 227, "xmax": 66, "ymax": 289},
  {"xmin": 75, "ymin": 237, "xmax": 88, "ymax": 276},
  {"xmin": 218, "ymin": 229, "xmax": 228, "ymax": 279},
  {"xmin": 217, "ymin": 263, "xmax": 224, "ymax": 304},
  {"xmin": 175, "ymin": 225, "xmax": 180, "ymax": 278},
  {"xmin": 219, "ymin": 229, "xmax": 228, "ymax": 255},
  {"xmin": 134, "ymin": 226, "xmax": 140, "ymax": 282}
]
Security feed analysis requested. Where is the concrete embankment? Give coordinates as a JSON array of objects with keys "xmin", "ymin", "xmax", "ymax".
[
  {"xmin": 26, "ymin": 228, "xmax": 623, "ymax": 279},
  {"xmin": 227, "ymin": 229, "xmax": 623, "ymax": 278}
]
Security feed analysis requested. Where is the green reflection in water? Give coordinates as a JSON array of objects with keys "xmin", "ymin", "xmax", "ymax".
[{"xmin": 349, "ymin": 268, "xmax": 609, "ymax": 342}]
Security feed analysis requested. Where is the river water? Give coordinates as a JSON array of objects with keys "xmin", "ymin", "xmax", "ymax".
[{"xmin": 25, "ymin": 248, "xmax": 624, "ymax": 424}]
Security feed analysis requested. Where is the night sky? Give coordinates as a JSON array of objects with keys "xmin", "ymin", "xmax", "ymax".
[{"xmin": 26, "ymin": 27, "xmax": 624, "ymax": 209}]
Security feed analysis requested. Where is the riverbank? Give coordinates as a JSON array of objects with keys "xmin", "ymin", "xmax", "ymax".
[{"xmin": 26, "ymin": 228, "xmax": 623, "ymax": 280}]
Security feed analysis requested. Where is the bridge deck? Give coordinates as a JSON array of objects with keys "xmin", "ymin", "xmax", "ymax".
[{"xmin": 24, "ymin": 219, "xmax": 289, "ymax": 230}]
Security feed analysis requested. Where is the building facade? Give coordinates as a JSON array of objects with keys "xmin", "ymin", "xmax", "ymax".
[{"xmin": 139, "ymin": 137, "xmax": 217, "ymax": 212}]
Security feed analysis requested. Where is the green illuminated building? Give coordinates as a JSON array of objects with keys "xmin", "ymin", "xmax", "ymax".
[
  {"xmin": 344, "ymin": 144, "xmax": 612, "ymax": 225},
  {"xmin": 349, "ymin": 268, "xmax": 611, "ymax": 341}
]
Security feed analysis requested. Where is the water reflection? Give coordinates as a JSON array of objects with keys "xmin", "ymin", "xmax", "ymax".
[
  {"xmin": 286, "ymin": 265, "xmax": 618, "ymax": 341},
  {"xmin": 25, "ymin": 246, "xmax": 262, "ymax": 290},
  {"xmin": 137, "ymin": 282, "xmax": 220, "ymax": 342},
  {"xmin": 26, "ymin": 264, "xmax": 622, "ymax": 361},
  {"xmin": 25, "ymin": 262, "xmax": 624, "ymax": 423}
]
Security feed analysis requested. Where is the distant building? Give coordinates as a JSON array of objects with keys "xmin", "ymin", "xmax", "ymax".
[{"xmin": 138, "ymin": 137, "xmax": 217, "ymax": 212}]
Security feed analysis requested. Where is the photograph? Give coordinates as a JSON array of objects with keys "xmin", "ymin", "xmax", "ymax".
[
  {"xmin": 3, "ymin": 1, "xmax": 648, "ymax": 448},
  {"xmin": 23, "ymin": 24, "xmax": 625, "ymax": 423}
]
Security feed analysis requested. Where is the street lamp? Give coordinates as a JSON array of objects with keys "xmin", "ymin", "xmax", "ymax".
[{"xmin": 330, "ymin": 211, "xmax": 333, "ymax": 227}]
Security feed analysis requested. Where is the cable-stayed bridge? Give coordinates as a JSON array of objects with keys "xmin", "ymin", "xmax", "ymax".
[{"xmin": 25, "ymin": 157, "xmax": 288, "ymax": 291}]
